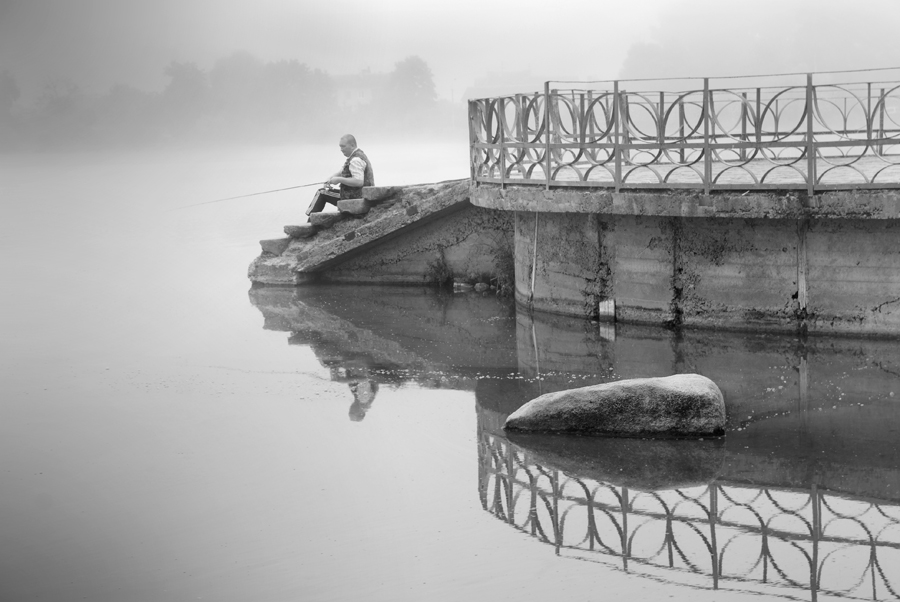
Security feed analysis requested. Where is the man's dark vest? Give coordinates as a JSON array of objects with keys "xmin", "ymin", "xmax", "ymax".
[{"xmin": 340, "ymin": 149, "xmax": 375, "ymax": 200}]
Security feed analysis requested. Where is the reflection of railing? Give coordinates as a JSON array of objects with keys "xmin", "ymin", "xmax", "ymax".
[
  {"xmin": 468, "ymin": 69, "xmax": 900, "ymax": 194},
  {"xmin": 479, "ymin": 432, "xmax": 900, "ymax": 601}
]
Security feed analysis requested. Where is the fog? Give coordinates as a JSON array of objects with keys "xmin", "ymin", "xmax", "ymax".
[
  {"xmin": 3, "ymin": 3, "xmax": 900, "ymax": 601},
  {"xmin": 1, "ymin": 0, "xmax": 899, "ymax": 148}
]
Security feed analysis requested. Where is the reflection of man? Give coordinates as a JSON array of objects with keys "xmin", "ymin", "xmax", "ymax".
[
  {"xmin": 348, "ymin": 379, "xmax": 379, "ymax": 422},
  {"xmin": 307, "ymin": 134, "xmax": 375, "ymax": 216}
]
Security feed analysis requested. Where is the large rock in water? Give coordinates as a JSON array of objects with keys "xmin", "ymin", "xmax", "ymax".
[{"xmin": 504, "ymin": 374, "xmax": 725, "ymax": 437}]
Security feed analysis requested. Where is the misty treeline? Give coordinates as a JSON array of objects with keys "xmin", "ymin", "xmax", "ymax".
[{"xmin": 0, "ymin": 52, "xmax": 462, "ymax": 149}]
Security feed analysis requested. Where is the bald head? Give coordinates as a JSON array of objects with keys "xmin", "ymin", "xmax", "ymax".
[{"xmin": 339, "ymin": 134, "xmax": 357, "ymax": 157}]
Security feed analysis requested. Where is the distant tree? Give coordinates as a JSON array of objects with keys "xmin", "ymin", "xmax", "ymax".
[
  {"xmin": 262, "ymin": 60, "xmax": 335, "ymax": 122},
  {"xmin": 386, "ymin": 56, "xmax": 436, "ymax": 108},
  {"xmin": 162, "ymin": 61, "xmax": 208, "ymax": 126},
  {"xmin": 36, "ymin": 79, "xmax": 82, "ymax": 115},
  {"xmin": 96, "ymin": 83, "xmax": 159, "ymax": 142},
  {"xmin": 367, "ymin": 55, "xmax": 438, "ymax": 131},
  {"xmin": 29, "ymin": 79, "xmax": 94, "ymax": 145},
  {"xmin": 0, "ymin": 70, "xmax": 20, "ymax": 116},
  {"xmin": 209, "ymin": 51, "xmax": 264, "ymax": 115}
]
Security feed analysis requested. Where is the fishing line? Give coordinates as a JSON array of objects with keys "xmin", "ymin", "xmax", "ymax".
[
  {"xmin": 171, "ymin": 177, "xmax": 470, "ymax": 211},
  {"xmin": 170, "ymin": 181, "xmax": 323, "ymax": 211}
]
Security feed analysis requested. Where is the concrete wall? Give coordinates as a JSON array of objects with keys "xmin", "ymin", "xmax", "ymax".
[
  {"xmin": 325, "ymin": 205, "xmax": 512, "ymax": 284},
  {"xmin": 510, "ymin": 207, "xmax": 900, "ymax": 334},
  {"xmin": 513, "ymin": 212, "xmax": 608, "ymax": 317},
  {"xmin": 807, "ymin": 219, "xmax": 900, "ymax": 331},
  {"xmin": 609, "ymin": 215, "xmax": 801, "ymax": 329}
]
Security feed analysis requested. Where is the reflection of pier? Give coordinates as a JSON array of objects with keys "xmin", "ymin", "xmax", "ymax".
[
  {"xmin": 249, "ymin": 284, "xmax": 519, "ymax": 395},
  {"xmin": 479, "ymin": 426, "xmax": 900, "ymax": 601},
  {"xmin": 251, "ymin": 285, "xmax": 900, "ymax": 497},
  {"xmin": 251, "ymin": 284, "xmax": 900, "ymax": 596}
]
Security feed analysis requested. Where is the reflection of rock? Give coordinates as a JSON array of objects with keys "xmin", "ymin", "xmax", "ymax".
[
  {"xmin": 481, "ymin": 400, "xmax": 900, "ymax": 502},
  {"xmin": 506, "ymin": 431, "xmax": 725, "ymax": 491},
  {"xmin": 505, "ymin": 375, "xmax": 726, "ymax": 437}
]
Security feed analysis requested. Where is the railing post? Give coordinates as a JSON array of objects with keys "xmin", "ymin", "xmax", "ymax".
[
  {"xmin": 499, "ymin": 98, "xmax": 507, "ymax": 189},
  {"xmin": 703, "ymin": 78, "xmax": 711, "ymax": 194},
  {"xmin": 520, "ymin": 93, "xmax": 531, "ymax": 180},
  {"xmin": 622, "ymin": 93, "xmax": 631, "ymax": 165},
  {"xmin": 505, "ymin": 442, "xmax": 515, "ymax": 523},
  {"xmin": 579, "ymin": 91, "xmax": 586, "ymax": 148},
  {"xmin": 468, "ymin": 100, "xmax": 477, "ymax": 185},
  {"xmin": 587, "ymin": 90, "xmax": 596, "ymax": 161},
  {"xmin": 614, "ymin": 80, "xmax": 622, "ymax": 192},
  {"xmin": 740, "ymin": 92, "xmax": 748, "ymax": 162},
  {"xmin": 811, "ymin": 483, "xmax": 820, "ymax": 600},
  {"xmin": 552, "ymin": 470, "xmax": 561, "ymax": 553},
  {"xmin": 756, "ymin": 87, "xmax": 762, "ymax": 149},
  {"xmin": 620, "ymin": 486, "xmax": 629, "ymax": 569},
  {"xmin": 879, "ymin": 87, "xmax": 887, "ymax": 156},
  {"xmin": 867, "ymin": 82, "xmax": 873, "ymax": 141},
  {"xmin": 658, "ymin": 91, "xmax": 665, "ymax": 150},
  {"xmin": 544, "ymin": 81, "xmax": 551, "ymax": 190},
  {"xmin": 774, "ymin": 98, "xmax": 781, "ymax": 145},
  {"xmin": 709, "ymin": 484, "xmax": 719, "ymax": 590},
  {"xmin": 515, "ymin": 94, "xmax": 525, "ymax": 142},
  {"xmin": 806, "ymin": 73, "xmax": 816, "ymax": 196},
  {"xmin": 678, "ymin": 97, "xmax": 685, "ymax": 164}
]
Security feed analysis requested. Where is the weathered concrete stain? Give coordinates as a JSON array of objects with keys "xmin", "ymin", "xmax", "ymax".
[{"xmin": 513, "ymin": 212, "xmax": 607, "ymax": 318}]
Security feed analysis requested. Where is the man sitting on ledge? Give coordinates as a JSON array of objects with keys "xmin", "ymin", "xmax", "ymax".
[{"xmin": 307, "ymin": 134, "xmax": 375, "ymax": 216}]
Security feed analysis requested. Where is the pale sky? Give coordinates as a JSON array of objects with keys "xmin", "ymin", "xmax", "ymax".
[{"xmin": 1, "ymin": 0, "xmax": 899, "ymax": 101}]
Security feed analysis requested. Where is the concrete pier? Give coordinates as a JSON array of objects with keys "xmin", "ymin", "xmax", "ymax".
[
  {"xmin": 249, "ymin": 182, "xmax": 900, "ymax": 334},
  {"xmin": 472, "ymin": 185, "xmax": 900, "ymax": 335}
]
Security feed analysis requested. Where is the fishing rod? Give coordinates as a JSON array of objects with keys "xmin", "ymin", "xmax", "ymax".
[{"xmin": 171, "ymin": 181, "xmax": 324, "ymax": 210}]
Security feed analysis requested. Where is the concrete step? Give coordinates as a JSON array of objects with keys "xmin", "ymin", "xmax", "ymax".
[
  {"xmin": 308, "ymin": 212, "xmax": 343, "ymax": 228},
  {"xmin": 363, "ymin": 186, "xmax": 401, "ymax": 204},
  {"xmin": 337, "ymin": 198, "xmax": 372, "ymax": 215},
  {"xmin": 260, "ymin": 237, "xmax": 292, "ymax": 256},
  {"xmin": 284, "ymin": 224, "xmax": 317, "ymax": 238},
  {"xmin": 250, "ymin": 180, "xmax": 471, "ymax": 285}
]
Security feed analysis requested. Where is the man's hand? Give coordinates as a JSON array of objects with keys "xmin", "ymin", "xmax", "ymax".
[{"xmin": 329, "ymin": 175, "xmax": 363, "ymax": 187}]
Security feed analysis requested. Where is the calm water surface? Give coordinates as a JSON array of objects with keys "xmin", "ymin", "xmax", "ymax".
[{"xmin": 1, "ymin": 144, "xmax": 899, "ymax": 602}]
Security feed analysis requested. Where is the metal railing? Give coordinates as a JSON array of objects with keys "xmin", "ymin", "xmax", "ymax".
[
  {"xmin": 479, "ymin": 432, "xmax": 900, "ymax": 601},
  {"xmin": 468, "ymin": 69, "xmax": 900, "ymax": 194}
]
